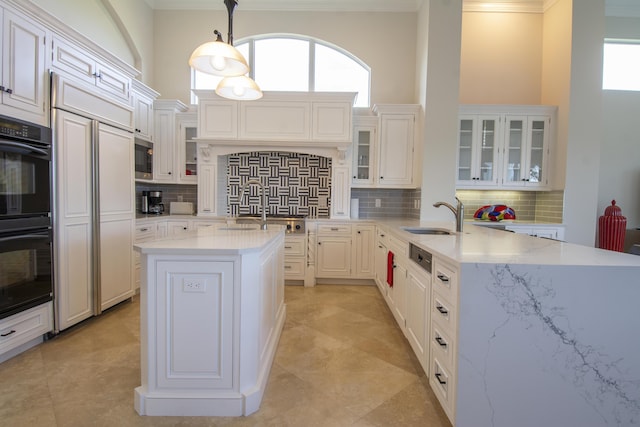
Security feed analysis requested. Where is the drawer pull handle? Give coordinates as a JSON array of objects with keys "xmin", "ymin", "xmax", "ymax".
[
  {"xmin": 284, "ymin": 246, "xmax": 292, "ymax": 249},
  {"xmin": 437, "ymin": 274, "xmax": 450, "ymax": 283},
  {"xmin": 284, "ymin": 266, "xmax": 291, "ymax": 269},
  {"xmin": 436, "ymin": 305, "xmax": 448, "ymax": 315},
  {"xmin": 140, "ymin": 228, "xmax": 149, "ymax": 232},
  {"xmin": 330, "ymin": 227, "xmax": 339, "ymax": 231},
  {"xmin": 1, "ymin": 329, "xmax": 16, "ymax": 337},
  {"xmin": 435, "ymin": 336, "xmax": 447, "ymax": 348},
  {"xmin": 435, "ymin": 372, "xmax": 447, "ymax": 385}
]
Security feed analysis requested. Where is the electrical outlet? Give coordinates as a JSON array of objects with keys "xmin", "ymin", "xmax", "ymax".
[
  {"xmin": 375, "ymin": 199, "xmax": 381, "ymax": 208},
  {"xmin": 177, "ymin": 195, "xmax": 184, "ymax": 202},
  {"xmin": 183, "ymin": 279, "xmax": 205, "ymax": 293}
]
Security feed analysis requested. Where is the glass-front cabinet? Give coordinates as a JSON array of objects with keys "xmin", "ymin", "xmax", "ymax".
[
  {"xmin": 502, "ymin": 116, "xmax": 550, "ymax": 188},
  {"xmin": 177, "ymin": 113, "xmax": 197, "ymax": 184},
  {"xmin": 352, "ymin": 116, "xmax": 377, "ymax": 187},
  {"xmin": 456, "ymin": 105, "xmax": 556, "ymax": 191},
  {"xmin": 456, "ymin": 115, "xmax": 500, "ymax": 188}
]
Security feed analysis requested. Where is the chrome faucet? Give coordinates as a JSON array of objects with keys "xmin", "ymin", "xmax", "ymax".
[
  {"xmin": 433, "ymin": 197, "xmax": 464, "ymax": 232},
  {"xmin": 239, "ymin": 179, "xmax": 268, "ymax": 230}
]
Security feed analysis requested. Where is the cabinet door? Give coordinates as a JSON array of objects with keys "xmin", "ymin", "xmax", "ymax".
[
  {"xmin": 407, "ymin": 269, "xmax": 429, "ymax": 372},
  {"xmin": 198, "ymin": 99, "xmax": 238, "ymax": 139},
  {"xmin": 352, "ymin": 124, "xmax": 376, "ymax": 186},
  {"xmin": 378, "ymin": 114, "xmax": 415, "ymax": 187},
  {"xmin": 457, "ymin": 115, "xmax": 500, "ymax": 188},
  {"xmin": 312, "ymin": 101, "xmax": 351, "ymax": 142},
  {"xmin": 153, "ymin": 108, "xmax": 177, "ymax": 182},
  {"xmin": 331, "ymin": 166, "xmax": 350, "ymax": 218},
  {"xmin": 167, "ymin": 221, "xmax": 190, "ymax": 237},
  {"xmin": 133, "ymin": 92, "xmax": 154, "ymax": 142},
  {"xmin": 94, "ymin": 61, "xmax": 130, "ymax": 101},
  {"xmin": 54, "ymin": 111, "xmax": 93, "ymax": 330},
  {"xmin": 177, "ymin": 118, "xmax": 198, "ymax": 184},
  {"xmin": 353, "ymin": 225, "xmax": 374, "ymax": 278},
  {"xmin": 502, "ymin": 116, "xmax": 550, "ymax": 188},
  {"xmin": 316, "ymin": 236, "xmax": 351, "ymax": 278},
  {"xmin": 388, "ymin": 261, "xmax": 407, "ymax": 329},
  {"xmin": 0, "ymin": 10, "xmax": 48, "ymax": 125},
  {"xmin": 97, "ymin": 123, "xmax": 135, "ymax": 311},
  {"xmin": 197, "ymin": 163, "xmax": 217, "ymax": 216}
]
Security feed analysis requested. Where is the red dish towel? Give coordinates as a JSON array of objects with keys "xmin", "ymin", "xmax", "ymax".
[{"xmin": 387, "ymin": 251, "xmax": 394, "ymax": 287}]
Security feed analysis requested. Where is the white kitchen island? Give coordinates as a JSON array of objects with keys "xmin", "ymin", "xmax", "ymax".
[
  {"xmin": 390, "ymin": 222, "xmax": 640, "ymax": 427},
  {"xmin": 133, "ymin": 224, "xmax": 285, "ymax": 416}
]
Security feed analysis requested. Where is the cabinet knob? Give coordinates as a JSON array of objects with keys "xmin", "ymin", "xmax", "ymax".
[
  {"xmin": 357, "ymin": 231, "xmax": 361, "ymax": 234},
  {"xmin": 380, "ymin": 176, "xmax": 384, "ymax": 179},
  {"xmin": 353, "ymin": 176, "xmax": 356, "ymax": 179}
]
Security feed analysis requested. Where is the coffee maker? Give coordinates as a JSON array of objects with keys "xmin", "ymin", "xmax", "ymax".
[{"xmin": 141, "ymin": 190, "xmax": 164, "ymax": 214}]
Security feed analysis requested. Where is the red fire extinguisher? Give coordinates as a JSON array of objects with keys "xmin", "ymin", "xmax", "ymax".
[{"xmin": 598, "ymin": 200, "xmax": 626, "ymax": 252}]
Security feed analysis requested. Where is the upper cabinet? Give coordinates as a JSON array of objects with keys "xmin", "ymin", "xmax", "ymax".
[
  {"xmin": 457, "ymin": 114, "xmax": 501, "ymax": 188},
  {"xmin": 153, "ymin": 99, "xmax": 188, "ymax": 183},
  {"xmin": 52, "ymin": 35, "xmax": 131, "ymax": 102},
  {"xmin": 352, "ymin": 104, "xmax": 420, "ymax": 189},
  {"xmin": 176, "ymin": 112, "xmax": 198, "ymax": 184},
  {"xmin": 456, "ymin": 105, "xmax": 556, "ymax": 191},
  {"xmin": 0, "ymin": 7, "xmax": 49, "ymax": 126},
  {"xmin": 132, "ymin": 80, "xmax": 158, "ymax": 143},
  {"xmin": 195, "ymin": 91, "xmax": 356, "ymax": 148}
]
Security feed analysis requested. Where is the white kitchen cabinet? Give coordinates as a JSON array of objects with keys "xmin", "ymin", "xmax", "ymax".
[
  {"xmin": 502, "ymin": 115, "xmax": 551, "ymax": 189},
  {"xmin": 386, "ymin": 234, "xmax": 409, "ymax": 329},
  {"xmin": 456, "ymin": 105, "xmax": 556, "ymax": 191},
  {"xmin": 311, "ymin": 101, "xmax": 353, "ymax": 142},
  {"xmin": 456, "ymin": 114, "xmax": 500, "ymax": 187},
  {"xmin": 284, "ymin": 234, "xmax": 306, "ymax": 281},
  {"xmin": 406, "ymin": 265, "xmax": 430, "ymax": 374},
  {"xmin": 316, "ymin": 223, "xmax": 352, "ymax": 278},
  {"xmin": 353, "ymin": 224, "xmax": 375, "ymax": 278},
  {"xmin": 176, "ymin": 112, "xmax": 198, "ymax": 184},
  {"xmin": 0, "ymin": 7, "xmax": 49, "ymax": 125},
  {"xmin": 134, "ymin": 222, "xmax": 157, "ymax": 290},
  {"xmin": 371, "ymin": 104, "xmax": 420, "ymax": 188},
  {"xmin": 0, "ymin": 302, "xmax": 52, "ymax": 363},
  {"xmin": 351, "ymin": 115, "xmax": 377, "ymax": 186},
  {"xmin": 429, "ymin": 256, "xmax": 459, "ymax": 423},
  {"xmin": 132, "ymin": 80, "xmax": 157, "ymax": 143},
  {"xmin": 153, "ymin": 99, "xmax": 188, "ymax": 183},
  {"xmin": 504, "ymin": 224, "xmax": 565, "ymax": 240},
  {"xmin": 197, "ymin": 162, "xmax": 216, "ymax": 216},
  {"xmin": 374, "ymin": 226, "xmax": 389, "ymax": 294},
  {"xmin": 197, "ymin": 97, "xmax": 238, "ymax": 139},
  {"xmin": 330, "ymin": 166, "xmax": 350, "ymax": 219},
  {"xmin": 51, "ymin": 35, "xmax": 131, "ymax": 102}
]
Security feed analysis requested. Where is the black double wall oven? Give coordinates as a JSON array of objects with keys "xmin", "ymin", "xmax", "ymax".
[{"xmin": 0, "ymin": 114, "xmax": 53, "ymax": 320}]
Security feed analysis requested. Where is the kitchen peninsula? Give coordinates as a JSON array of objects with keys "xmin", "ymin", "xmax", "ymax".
[{"xmin": 133, "ymin": 223, "xmax": 285, "ymax": 416}]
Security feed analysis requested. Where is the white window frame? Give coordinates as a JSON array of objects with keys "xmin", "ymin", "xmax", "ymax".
[
  {"xmin": 603, "ymin": 39, "xmax": 640, "ymax": 92},
  {"xmin": 191, "ymin": 33, "xmax": 371, "ymax": 107}
]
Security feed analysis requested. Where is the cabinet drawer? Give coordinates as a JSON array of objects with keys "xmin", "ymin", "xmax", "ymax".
[
  {"xmin": 284, "ymin": 238, "xmax": 306, "ymax": 256},
  {"xmin": 317, "ymin": 223, "xmax": 352, "ymax": 235},
  {"xmin": 431, "ymin": 320, "xmax": 455, "ymax": 368},
  {"xmin": 433, "ymin": 259, "xmax": 458, "ymax": 303},
  {"xmin": 284, "ymin": 259, "xmax": 306, "ymax": 278},
  {"xmin": 0, "ymin": 303, "xmax": 52, "ymax": 354},
  {"xmin": 430, "ymin": 352, "xmax": 455, "ymax": 420},
  {"xmin": 135, "ymin": 223, "xmax": 157, "ymax": 241},
  {"xmin": 387, "ymin": 234, "xmax": 408, "ymax": 258},
  {"xmin": 432, "ymin": 291, "xmax": 456, "ymax": 332}
]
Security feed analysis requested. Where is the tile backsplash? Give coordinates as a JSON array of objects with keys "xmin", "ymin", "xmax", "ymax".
[
  {"xmin": 457, "ymin": 190, "xmax": 564, "ymax": 223},
  {"xmin": 227, "ymin": 152, "xmax": 332, "ymax": 217},
  {"xmin": 351, "ymin": 188, "xmax": 421, "ymax": 219},
  {"xmin": 135, "ymin": 183, "xmax": 197, "ymax": 213}
]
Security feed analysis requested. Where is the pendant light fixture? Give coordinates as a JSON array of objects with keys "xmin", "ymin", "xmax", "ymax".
[{"xmin": 188, "ymin": 0, "xmax": 262, "ymax": 100}]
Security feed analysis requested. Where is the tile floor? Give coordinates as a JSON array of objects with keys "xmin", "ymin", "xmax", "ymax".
[{"xmin": 0, "ymin": 285, "xmax": 452, "ymax": 427}]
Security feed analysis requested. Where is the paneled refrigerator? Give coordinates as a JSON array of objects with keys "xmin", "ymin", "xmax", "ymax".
[{"xmin": 51, "ymin": 72, "xmax": 135, "ymax": 332}]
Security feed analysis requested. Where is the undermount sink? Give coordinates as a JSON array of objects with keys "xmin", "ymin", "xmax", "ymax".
[
  {"xmin": 217, "ymin": 226, "xmax": 259, "ymax": 231},
  {"xmin": 401, "ymin": 227, "xmax": 454, "ymax": 235}
]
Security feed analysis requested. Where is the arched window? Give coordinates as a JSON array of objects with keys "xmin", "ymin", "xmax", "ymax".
[{"xmin": 192, "ymin": 34, "xmax": 371, "ymax": 107}]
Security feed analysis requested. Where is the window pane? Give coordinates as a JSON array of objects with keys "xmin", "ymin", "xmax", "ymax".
[
  {"xmin": 603, "ymin": 42, "xmax": 640, "ymax": 91},
  {"xmin": 315, "ymin": 44, "xmax": 369, "ymax": 107},
  {"xmin": 192, "ymin": 70, "xmax": 223, "ymax": 103},
  {"xmin": 254, "ymin": 38, "xmax": 309, "ymax": 91}
]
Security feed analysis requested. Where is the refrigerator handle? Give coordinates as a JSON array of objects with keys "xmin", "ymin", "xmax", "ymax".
[{"xmin": 91, "ymin": 120, "xmax": 102, "ymax": 315}]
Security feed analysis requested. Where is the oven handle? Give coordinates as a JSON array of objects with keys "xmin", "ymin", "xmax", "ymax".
[
  {"xmin": 0, "ymin": 140, "xmax": 49, "ymax": 157},
  {"xmin": 0, "ymin": 233, "xmax": 50, "ymax": 243}
]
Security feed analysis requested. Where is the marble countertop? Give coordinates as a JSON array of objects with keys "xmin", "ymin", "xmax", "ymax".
[
  {"xmin": 133, "ymin": 223, "xmax": 285, "ymax": 255},
  {"xmin": 374, "ymin": 218, "xmax": 640, "ymax": 267}
]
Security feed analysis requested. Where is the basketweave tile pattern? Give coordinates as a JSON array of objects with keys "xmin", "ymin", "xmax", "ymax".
[{"xmin": 227, "ymin": 152, "xmax": 332, "ymax": 217}]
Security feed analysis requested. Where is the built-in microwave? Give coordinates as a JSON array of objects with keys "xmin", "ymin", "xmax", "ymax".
[{"xmin": 134, "ymin": 138, "xmax": 153, "ymax": 180}]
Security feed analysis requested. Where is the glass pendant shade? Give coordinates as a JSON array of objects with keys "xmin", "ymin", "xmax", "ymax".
[
  {"xmin": 216, "ymin": 75, "xmax": 263, "ymax": 101},
  {"xmin": 189, "ymin": 39, "xmax": 249, "ymax": 77}
]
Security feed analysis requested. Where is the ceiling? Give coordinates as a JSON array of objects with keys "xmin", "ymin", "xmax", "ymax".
[{"xmin": 144, "ymin": 0, "xmax": 639, "ymax": 16}]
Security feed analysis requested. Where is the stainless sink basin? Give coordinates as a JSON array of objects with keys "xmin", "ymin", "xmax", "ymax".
[
  {"xmin": 401, "ymin": 227, "xmax": 454, "ymax": 235},
  {"xmin": 217, "ymin": 226, "xmax": 259, "ymax": 231}
]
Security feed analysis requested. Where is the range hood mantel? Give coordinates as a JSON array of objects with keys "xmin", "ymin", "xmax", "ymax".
[{"xmin": 194, "ymin": 90, "xmax": 356, "ymax": 154}]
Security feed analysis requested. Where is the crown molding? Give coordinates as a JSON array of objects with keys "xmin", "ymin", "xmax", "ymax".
[{"xmin": 146, "ymin": 0, "xmax": 424, "ymax": 12}]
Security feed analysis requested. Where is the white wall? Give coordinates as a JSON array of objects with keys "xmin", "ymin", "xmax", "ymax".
[
  {"xmin": 460, "ymin": 12, "xmax": 543, "ymax": 104},
  {"xmin": 152, "ymin": 10, "xmax": 417, "ymax": 105}
]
